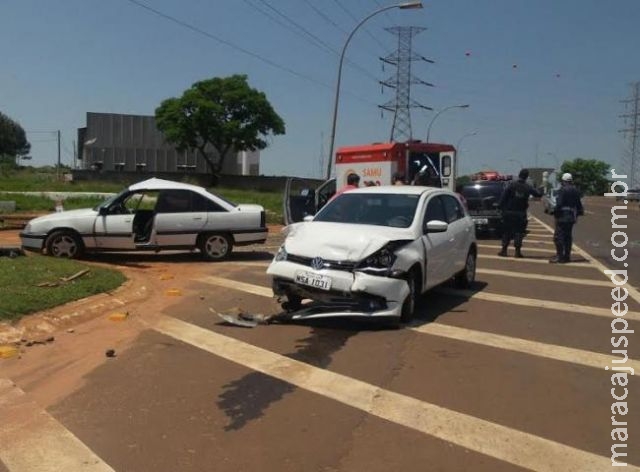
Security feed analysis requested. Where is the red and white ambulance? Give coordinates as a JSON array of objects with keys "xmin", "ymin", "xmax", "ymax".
[{"xmin": 284, "ymin": 141, "xmax": 458, "ymax": 224}]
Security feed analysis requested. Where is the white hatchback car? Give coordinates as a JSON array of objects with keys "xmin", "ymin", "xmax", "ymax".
[
  {"xmin": 267, "ymin": 186, "xmax": 477, "ymax": 325},
  {"xmin": 20, "ymin": 178, "xmax": 267, "ymax": 260}
]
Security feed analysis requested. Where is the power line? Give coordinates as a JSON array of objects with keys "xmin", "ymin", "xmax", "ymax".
[
  {"xmin": 302, "ymin": 0, "xmax": 347, "ymax": 33},
  {"xmin": 122, "ymin": 0, "xmax": 377, "ymax": 106},
  {"xmin": 331, "ymin": 0, "xmax": 391, "ymax": 54},
  {"xmin": 244, "ymin": 0, "xmax": 380, "ymax": 84},
  {"xmin": 125, "ymin": 0, "xmax": 327, "ymax": 90}
]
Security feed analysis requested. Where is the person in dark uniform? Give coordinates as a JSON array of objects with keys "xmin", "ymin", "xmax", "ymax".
[
  {"xmin": 549, "ymin": 173, "xmax": 584, "ymax": 263},
  {"xmin": 498, "ymin": 169, "xmax": 542, "ymax": 258}
]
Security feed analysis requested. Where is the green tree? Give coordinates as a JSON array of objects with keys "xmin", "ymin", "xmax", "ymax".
[
  {"xmin": 455, "ymin": 175, "xmax": 472, "ymax": 187},
  {"xmin": 560, "ymin": 158, "xmax": 610, "ymax": 195},
  {"xmin": 155, "ymin": 75, "xmax": 285, "ymax": 181},
  {"xmin": 0, "ymin": 111, "xmax": 30, "ymax": 160}
]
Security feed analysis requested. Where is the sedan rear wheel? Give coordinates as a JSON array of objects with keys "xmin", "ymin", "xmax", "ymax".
[
  {"xmin": 199, "ymin": 233, "xmax": 233, "ymax": 261},
  {"xmin": 46, "ymin": 230, "xmax": 84, "ymax": 259}
]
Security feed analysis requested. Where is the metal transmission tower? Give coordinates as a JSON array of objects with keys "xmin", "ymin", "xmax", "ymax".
[
  {"xmin": 379, "ymin": 26, "xmax": 433, "ymax": 142},
  {"xmin": 619, "ymin": 82, "xmax": 640, "ymax": 188}
]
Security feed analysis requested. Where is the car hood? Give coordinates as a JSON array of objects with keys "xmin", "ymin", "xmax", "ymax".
[
  {"xmin": 29, "ymin": 208, "xmax": 97, "ymax": 225},
  {"xmin": 284, "ymin": 222, "xmax": 414, "ymax": 261}
]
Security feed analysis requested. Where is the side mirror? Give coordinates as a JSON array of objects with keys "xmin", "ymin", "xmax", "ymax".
[
  {"xmin": 98, "ymin": 206, "xmax": 109, "ymax": 216},
  {"xmin": 303, "ymin": 215, "xmax": 314, "ymax": 222},
  {"xmin": 425, "ymin": 220, "xmax": 448, "ymax": 233}
]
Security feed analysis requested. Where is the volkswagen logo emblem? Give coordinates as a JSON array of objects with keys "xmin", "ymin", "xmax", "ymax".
[{"xmin": 311, "ymin": 257, "xmax": 325, "ymax": 270}]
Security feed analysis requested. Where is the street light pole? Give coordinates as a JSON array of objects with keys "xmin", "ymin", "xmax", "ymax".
[
  {"xmin": 326, "ymin": 1, "xmax": 423, "ymax": 180},
  {"xmin": 425, "ymin": 104, "xmax": 470, "ymax": 143}
]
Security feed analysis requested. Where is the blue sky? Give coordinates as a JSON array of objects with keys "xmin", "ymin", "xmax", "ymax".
[{"xmin": 2, "ymin": 0, "xmax": 639, "ymax": 178}]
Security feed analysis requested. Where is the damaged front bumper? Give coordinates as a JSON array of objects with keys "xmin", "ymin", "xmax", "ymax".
[{"xmin": 267, "ymin": 260, "xmax": 410, "ymax": 319}]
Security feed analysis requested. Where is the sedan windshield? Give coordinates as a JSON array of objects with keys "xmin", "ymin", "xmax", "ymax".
[{"xmin": 314, "ymin": 193, "xmax": 419, "ymax": 228}]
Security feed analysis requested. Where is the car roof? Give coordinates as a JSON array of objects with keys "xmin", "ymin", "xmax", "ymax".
[
  {"xmin": 346, "ymin": 185, "xmax": 446, "ymax": 196},
  {"xmin": 128, "ymin": 178, "xmax": 205, "ymax": 193}
]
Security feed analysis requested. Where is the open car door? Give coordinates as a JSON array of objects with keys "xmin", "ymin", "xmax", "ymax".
[{"xmin": 283, "ymin": 178, "xmax": 335, "ymax": 225}]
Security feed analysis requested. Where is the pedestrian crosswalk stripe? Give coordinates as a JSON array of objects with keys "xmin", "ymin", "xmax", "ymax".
[
  {"xmin": 477, "ymin": 268, "xmax": 610, "ymax": 286},
  {"xmin": 437, "ymin": 287, "xmax": 640, "ymax": 321},
  {"xmin": 412, "ymin": 323, "xmax": 639, "ymax": 372},
  {"xmin": 479, "ymin": 254, "xmax": 595, "ymax": 267},
  {"xmin": 478, "ymin": 244, "xmax": 555, "ymax": 254},
  {"xmin": 0, "ymin": 379, "xmax": 115, "ymax": 472},
  {"xmin": 150, "ymin": 315, "xmax": 626, "ymax": 472}
]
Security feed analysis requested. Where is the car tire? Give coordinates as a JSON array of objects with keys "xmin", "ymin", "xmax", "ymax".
[
  {"xmin": 45, "ymin": 230, "xmax": 84, "ymax": 259},
  {"xmin": 199, "ymin": 233, "xmax": 233, "ymax": 261},
  {"xmin": 455, "ymin": 249, "xmax": 477, "ymax": 289},
  {"xmin": 400, "ymin": 269, "xmax": 420, "ymax": 324}
]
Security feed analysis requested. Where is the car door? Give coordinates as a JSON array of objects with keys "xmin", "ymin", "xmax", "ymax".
[
  {"xmin": 441, "ymin": 194, "xmax": 471, "ymax": 273},
  {"xmin": 153, "ymin": 190, "xmax": 208, "ymax": 247},
  {"xmin": 93, "ymin": 192, "xmax": 139, "ymax": 249},
  {"xmin": 283, "ymin": 178, "xmax": 336, "ymax": 225},
  {"xmin": 420, "ymin": 195, "xmax": 453, "ymax": 288}
]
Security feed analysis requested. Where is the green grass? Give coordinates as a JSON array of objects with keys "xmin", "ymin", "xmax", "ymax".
[{"xmin": 0, "ymin": 254, "xmax": 126, "ymax": 322}]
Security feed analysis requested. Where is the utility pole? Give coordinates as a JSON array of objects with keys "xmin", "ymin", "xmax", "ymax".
[
  {"xmin": 57, "ymin": 130, "xmax": 61, "ymax": 180},
  {"xmin": 619, "ymin": 82, "xmax": 640, "ymax": 188},
  {"xmin": 379, "ymin": 26, "xmax": 433, "ymax": 142},
  {"xmin": 73, "ymin": 140, "xmax": 77, "ymax": 170}
]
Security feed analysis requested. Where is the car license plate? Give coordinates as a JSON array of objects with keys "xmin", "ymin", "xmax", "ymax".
[
  {"xmin": 474, "ymin": 218, "xmax": 489, "ymax": 225},
  {"xmin": 295, "ymin": 271, "xmax": 332, "ymax": 291}
]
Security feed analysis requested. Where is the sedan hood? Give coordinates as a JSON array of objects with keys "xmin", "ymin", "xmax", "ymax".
[
  {"xmin": 29, "ymin": 208, "xmax": 98, "ymax": 224},
  {"xmin": 284, "ymin": 222, "xmax": 414, "ymax": 261}
]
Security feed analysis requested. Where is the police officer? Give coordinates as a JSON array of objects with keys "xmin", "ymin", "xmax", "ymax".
[
  {"xmin": 549, "ymin": 173, "xmax": 584, "ymax": 263},
  {"xmin": 498, "ymin": 169, "xmax": 541, "ymax": 258}
]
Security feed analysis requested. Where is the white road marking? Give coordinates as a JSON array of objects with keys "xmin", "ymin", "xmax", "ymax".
[
  {"xmin": 412, "ymin": 323, "xmax": 640, "ymax": 372},
  {"xmin": 150, "ymin": 314, "xmax": 623, "ymax": 472},
  {"xmin": 476, "ymin": 268, "xmax": 610, "ymax": 287},
  {"xmin": 479, "ymin": 254, "xmax": 595, "ymax": 267},
  {"xmin": 523, "ymin": 233, "xmax": 554, "ymax": 239},
  {"xmin": 0, "ymin": 379, "xmax": 115, "ymax": 472},
  {"xmin": 437, "ymin": 287, "xmax": 640, "ymax": 321},
  {"xmin": 200, "ymin": 276, "xmax": 272, "ymax": 297},
  {"xmin": 531, "ymin": 215, "xmax": 640, "ymax": 305},
  {"xmin": 478, "ymin": 244, "xmax": 555, "ymax": 254}
]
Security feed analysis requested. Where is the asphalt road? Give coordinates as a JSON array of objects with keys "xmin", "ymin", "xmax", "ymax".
[{"xmin": 1, "ymin": 199, "xmax": 639, "ymax": 471}]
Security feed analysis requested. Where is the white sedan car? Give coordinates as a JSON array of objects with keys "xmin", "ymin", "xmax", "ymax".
[
  {"xmin": 267, "ymin": 186, "xmax": 477, "ymax": 325},
  {"xmin": 20, "ymin": 178, "xmax": 267, "ymax": 260}
]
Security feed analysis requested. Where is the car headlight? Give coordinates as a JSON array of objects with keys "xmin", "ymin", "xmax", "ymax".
[
  {"xmin": 274, "ymin": 245, "xmax": 288, "ymax": 262},
  {"xmin": 356, "ymin": 240, "xmax": 411, "ymax": 275},
  {"xmin": 24, "ymin": 223, "xmax": 32, "ymax": 233}
]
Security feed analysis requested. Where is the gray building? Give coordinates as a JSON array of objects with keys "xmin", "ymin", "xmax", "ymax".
[{"xmin": 77, "ymin": 112, "xmax": 259, "ymax": 175}]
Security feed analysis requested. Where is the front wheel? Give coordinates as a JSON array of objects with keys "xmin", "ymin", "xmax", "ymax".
[
  {"xmin": 45, "ymin": 230, "xmax": 84, "ymax": 259},
  {"xmin": 454, "ymin": 249, "xmax": 477, "ymax": 288},
  {"xmin": 199, "ymin": 233, "xmax": 233, "ymax": 261},
  {"xmin": 400, "ymin": 270, "xmax": 420, "ymax": 323}
]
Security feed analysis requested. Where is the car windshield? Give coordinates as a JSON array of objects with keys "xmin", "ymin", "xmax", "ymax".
[
  {"xmin": 94, "ymin": 189, "xmax": 127, "ymax": 211},
  {"xmin": 313, "ymin": 193, "xmax": 419, "ymax": 228}
]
